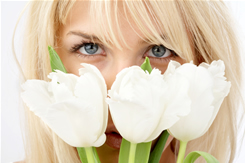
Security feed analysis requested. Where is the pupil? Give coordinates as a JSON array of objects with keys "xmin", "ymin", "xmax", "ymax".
[
  {"xmin": 84, "ymin": 43, "xmax": 98, "ymax": 54},
  {"xmin": 152, "ymin": 45, "xmax": 166, "ymax": 57}
]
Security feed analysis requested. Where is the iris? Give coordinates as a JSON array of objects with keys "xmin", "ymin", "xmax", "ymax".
[
  {"xmin": 84, "ymin": 43, "xmax": 99, "ymax": 54},
  {"xmin": 151, "ymin": 45, "xmax": 166, "ymax": 57}
]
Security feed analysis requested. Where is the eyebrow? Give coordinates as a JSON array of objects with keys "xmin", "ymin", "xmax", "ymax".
[
  {"xmin": 67, "ymin": 30, "xmax": 167, "ymax": 45},
  {"xmin": 67, "ymin": 31, "xmax": 100, "ymax": 41}
]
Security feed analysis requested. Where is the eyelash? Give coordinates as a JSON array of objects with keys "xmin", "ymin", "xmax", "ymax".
[
  {"xmin": 69, "ymin": 41, "xmax": 178, "ymax": 61},
  {"xmin": 69, "ymin": 41, "xmax": 104, "ymax": 56},
  {"xmin": 144, "ymin": 46, "xmax": 178, "ymax": 60}
]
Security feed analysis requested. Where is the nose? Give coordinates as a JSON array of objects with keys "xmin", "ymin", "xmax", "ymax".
[
  {"xmin": 104, "ymin": 56, "xmax": 140, "ymax": 141},
  {"xmin": 102, "ymin": 55, "xmax": 143, "ymax": 90}
]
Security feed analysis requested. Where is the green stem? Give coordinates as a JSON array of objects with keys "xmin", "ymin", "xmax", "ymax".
[
  {"xmin": 128, "ymin": 143, "xmax": 137, "ymax": 163},
  {"xmin": 177, "ymin": 141, "xmax": 188, "ymax": 163},
  {"xmin": 149, "ymin": 130, "xmax": 169, "ymax": 163},
  {"xmin": 85, "ymin": 147, "xmax": 95, "ymax": 163}
]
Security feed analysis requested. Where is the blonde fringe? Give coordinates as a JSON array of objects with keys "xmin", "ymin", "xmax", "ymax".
[{"xmin": 12, "ymin": 0, "xmax": 244, "ymax": 163}]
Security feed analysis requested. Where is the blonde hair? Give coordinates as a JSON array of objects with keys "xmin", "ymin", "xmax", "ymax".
[{"xmin": 15, "ymin": 0, "xmax": 243, "ymax": 163}]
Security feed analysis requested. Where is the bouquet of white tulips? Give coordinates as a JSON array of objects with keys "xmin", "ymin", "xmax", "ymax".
[{"xmin": 21, "ymin": 46, "xmax": 230, "ymax": 163}]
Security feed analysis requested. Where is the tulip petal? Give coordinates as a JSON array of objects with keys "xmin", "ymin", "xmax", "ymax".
[
  {"xmin": 163, "ymin": 60, "xmax": 181, "ymax": 77},
  {"xmin": 93, "ymin": 134, "xmax": 107, "ymax": 147},
  {"xmin": 109, "ymin": 66, "xmax": 145, "ymax": 98},
  {"xmin": 79, "ymin": 63, "xmax": 107, "ymax": 98},
  {"xmin": 107, "ymin": 98, "xmax": 162, "ymax": 143},
  {"xmin": 146, "ymin": 75, "xmax": 191, "ymax": 142},
  {"xmin": 21, "ymin": 80, "xmax": 53, "ymax": 116},
  {"xmin": 76, "ymin": 63, "xmax": 108, "ymax": 134},
  {"xmin": 169, "ymin": 77, "xmax": 215, "ymax": 141},
  {"xmin": 208, "ymin": 60, "xmax": 225, "ymax": 77},
  {"xmin": 41, "ymin": 100, "xmax": 106, "ymax": 147},
  {"xmin": 22, "ymin": 64, "xmax": 108, "ymax": 148},
  {"xmin": 48, "ymin": 77, "xmax": 74, "ymax": 102},
  {"xmin": 48, "ymin": 70, "xmax": 78, "ymax": 91},
  {"xmin": 77, "ymin": 64, "xmax": 107, "ymax": 106},
  {"xmin": 108, "ymin": 65, "xmax": 193, "ymax": 143},
  {"xmin": 168, "ymin": 60, "xmax": 231, "ymax": 142}
]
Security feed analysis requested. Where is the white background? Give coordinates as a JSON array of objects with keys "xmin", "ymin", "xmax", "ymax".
[{"xmin": 1, "ymin": 1, "xmax": 245, "ymax": 163}]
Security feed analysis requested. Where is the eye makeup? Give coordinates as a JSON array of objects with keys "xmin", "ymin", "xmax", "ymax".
[
  {"xmin": 143, "ymin": 45, "xmax": 179, "ymax": 63},
  {"xmin": 68, "ymin": 38, "xmax": 179, "ymax": 64},
  {"xmin": 69, "ymin": 40, "xmax": 106, "ymax": 58}
]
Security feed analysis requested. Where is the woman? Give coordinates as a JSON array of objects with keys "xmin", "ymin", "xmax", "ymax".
[{"xmin": 15, "ymin": 0, "xmax": 243, "ymax": 163}]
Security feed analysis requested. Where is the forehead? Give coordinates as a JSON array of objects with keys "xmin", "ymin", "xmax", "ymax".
[
  {"xmin": 61, "ymin": 1, "xmax": 162, "ymax": 48},
  {"xmin": 58, "ymin": 0, "xmax": 193, "ymax": 59}
]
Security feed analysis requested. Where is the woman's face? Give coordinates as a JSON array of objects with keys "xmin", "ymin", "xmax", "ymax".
[{"xmin": 56, "ymin": 1, "xmax": 184, "ymax": 162}]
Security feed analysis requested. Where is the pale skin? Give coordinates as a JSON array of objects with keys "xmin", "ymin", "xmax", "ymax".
[{"xmin": 16, "ymin": 1, "xmax": 186, "ymax": 163}]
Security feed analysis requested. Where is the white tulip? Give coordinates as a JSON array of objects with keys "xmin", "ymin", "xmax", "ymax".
[
  {"xmin": 107, "ymin": 66, "xmax": 191, "ymax": 144},
  {"xmin": 167, "ymin": 60, "xmax": 231, "ymax": 142},
  {"xmin": 21, "ymin": 63, "xmax": 108, "ymax": 147}
]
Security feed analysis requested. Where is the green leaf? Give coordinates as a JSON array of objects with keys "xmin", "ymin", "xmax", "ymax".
[
  {"xmin": 48, "ymin": 46, "xmax": 67, "ymax": 73},
  {"xmin": 148, "ymin": 130, "xmax": 169, "ymax": 163},
  {"xmin": 141, "ymin": 57, "xmax": 152, "ymax": 73},
  {"xmin": 119, "ymin": 138, "xmax": 152, "ymax": 163},
  {"xmin": 77, "ymin": 147, "xmax": 101, "ymax": 163},
  {"xmin": 183, "ymin": 151, "xmax": 219, "ymax": 163}
]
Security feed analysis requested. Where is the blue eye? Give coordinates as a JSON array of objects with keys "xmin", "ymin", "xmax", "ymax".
[
  {"xmin": 148, "ymin": 45, "xmax": 171, "ymax": 58},
  {"xmin": 79, "ymin": 43, "xmax": 103, "ymax": 55}
]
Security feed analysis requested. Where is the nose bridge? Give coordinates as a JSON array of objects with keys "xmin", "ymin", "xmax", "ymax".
[
  {"xmin": 113, "ymin": 48, "xmax": 142, "ymax": 73},
  {"xmin": 104, "ymin": 49, "xmax": 144, "ymax": 90},
  {"xmin": 114, "ymin": 57, "xmax": 137, "ymax": 73}
]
